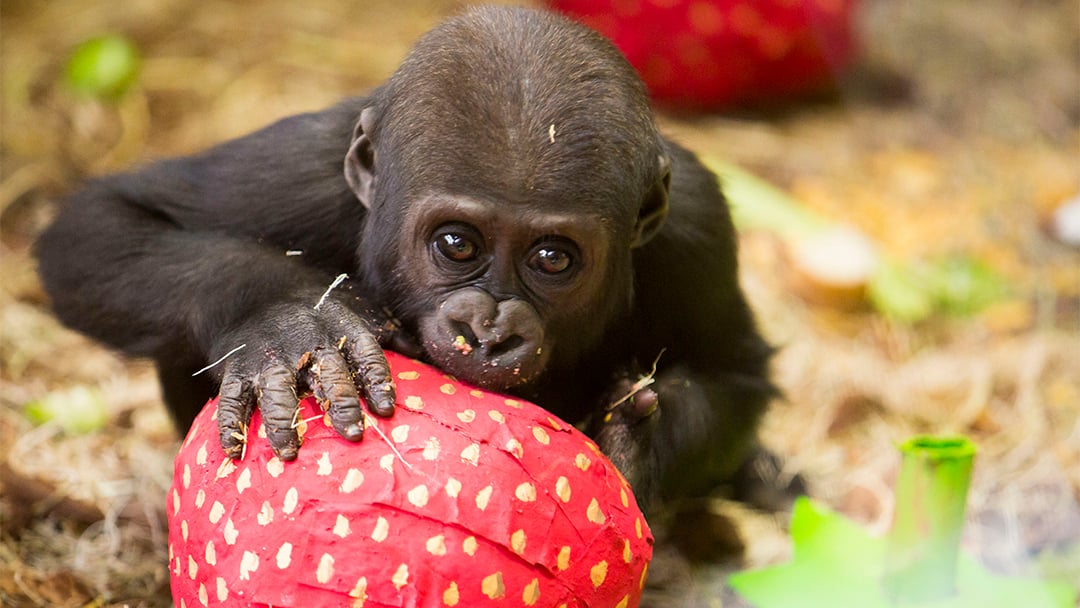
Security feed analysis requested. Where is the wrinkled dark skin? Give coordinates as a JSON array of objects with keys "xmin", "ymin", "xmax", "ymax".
[{"xmin": 37, "ymin": 8, "xmax": 789, "ymax": 601}]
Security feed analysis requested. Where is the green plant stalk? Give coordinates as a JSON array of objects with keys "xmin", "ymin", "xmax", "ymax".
[{"xmin": 884, "ymin": 436, "xmax": 977, "ymax": 604}]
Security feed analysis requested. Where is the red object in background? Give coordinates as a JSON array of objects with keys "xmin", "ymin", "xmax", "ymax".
[
  {"xmin": 169, "ymin": 351, "xmax": 652, "ymax": 607},
  {"xmin": 547, "ymin": 0, "xmax": 858, "ymax": 110}
]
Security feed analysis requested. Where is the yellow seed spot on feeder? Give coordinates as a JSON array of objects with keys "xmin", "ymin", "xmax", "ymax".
[
  {"xmin": 463, "ymin": 536, "xmax": 478, "ymax": 556},
  {"xmin": 547, "ymin": 417, "xmax": 562, "ymax": 431},
  {"xmin": 197, "ymin": 583, "xmax": 207, "ymax": 607},
  {"xmin": 215, "ymin": 458, "xmax": 236, "ymax": 479},
  {"xmin": 635, "ymin": 517, "xmax": 643, "ymax": 539},
  {"xmin": 511, "ymin": 529, "xmax": 527, "ymax": 555},
  {"xmin": 623, "ymin": 539, "xmax": 633, "ymax": 563},
  {"xmin": 188, "ymin": 555, "xmax": 198, "ymax": 579},
  {"xmin": 590, "ymin": 560, "xmax": 608, "ymax": 587},
  {"xmin": 239, "ymin": 550, "xmax": 259, "ymax": 580},
  {"xmin": 488, "ymin": 409, "xmax": 505, "ymax": 423},
  {"xmin": 615, "ymin": 595, "xmax": 629, "ymax": 608},
  {"xmin": 379, "ymin": 453, "xmax": 395, "ymax": 472},
  {"xmin": 557, "ymin": 546, "xmax": 571, "ymax": 571},
  {"xmin": 391, "ymin": 424, "xmax": 410, "ymax": 443},
  {"xmin": 209, "ymin": 500, "xmax": 225, "ymax": 524},
  {"xmin": 575, "ymin": 453, "xmax": 591, "ymax": 471},
  {"xmin": 443, "ymin": 581, "xmax": 460, "ymax": 605},
  {"xmin": 372, "ymin": 516, "xmax": 390, "ymax": 542},
  {"xmin": 504, "ymin": 398, "xmax": 522, "ymax": 408},
  {"xmin": 506, "ymin": 437, "xmax": 523, "ymax": 458},
  {"xmin": 523, "ymin": 578, "xmax": 541, "ymax": 605},
  {"xmin": 316, "ymin": 553, "xmax": 334, "ymax": 584},
  {"xmin": 461, "ymin": 443, "xmax": 480, "ymax": 466},
  {"xmin": 426, "ymin": 534, "xmax": 447, "ymax": 556},
  {"xmin": 404, "ymin": 395, "xmax": 424, "ymax": 410},
  {"xmin": 196, "ymin": 442, "xmax": 208, "ymax": 465},
  {"xmin": 423, "ymin": 437, "xmax": 441, "ymax": 460},
  {"xmin": 205, "ymin": 540, "xmax": 216, "ymax": 566},
  {"xmin": 257, "ymin": 500, "xmax": 273, "ymax": 526},
  {"xmin": 172, "ymin": 489, "xmax": 180, "ymax": 514},
  {"xmin": 515, "ymin": 482, "xmax": 537, "ymax": 502},
  {"xmin": 476, "ymin": 484, "xmax": 493, "ymax": 511},
  {"xmin": 216, "ymin": 577, "xmax": 228, "ymax": 601},
  {"xmin": 333, "ymin": 514, "xmax": 351, "ymax": 538},
  {"xmin": 556, "ymin": 476, "xmax": 571, "ymax": 502},
  {"xmin": 340, "ymin": 468, "xmax": 364, "ymax": 493},
  {"xmin": 223, "ymin": 518, "xmax": 238, "ymax": 545},
  {"xmin": 445, "ymin": 478, "xmax": 462, "ymax": 497},
  {"xmin": 482, "ymin": 572, "xmax": 505, "ymax": 599},
  {"xmin": 532, "ymin": 426, "xmax": 550, "ymax": 445},
  {"xmin": 397, "ymin": 370, "xmax": 420, "ymax": 380},
  {"xmin": 235, "ymin": 467, "xmax": 252, "ymax": 493},
  {"xmin": 620, "ymin": 487, "xmax": 629, "ymax": 508},
  {"xmin": 587, "ymin": 498, "xmax": 606, "ymax": 525},
  {"xmin": 266, "ymin": 456, "xmax": 284, "ymax": 478},
  {"xmin": 440, "ymin": 383, "xmax": 456, "ymax": 395},
  {"xmin": 457, "ymin": 409, "xmax": 476, "ymax": 423},
  {"xmin": 183, "ymin": 464, "xmax": 191, "ymax": 489},
  {"xmin": 276, "ymin": 542, "xmax": 292, "ymax": 569},
  {"xmin": 392, "ymin": 563, "xmax": 409, "ymax": 590},
  {"xmin": 195, "ymin": 488, "xmax": 206, "ymax": 509},
  {"xmin": 317, "ymin": 452, "xmax": 333, "ymax": 475},
  {"xmin": 349, "ymin": 577, "xmax": 368, "ymax": 606},
  {"xmin": 408, "ymin": 484, "xmax": 430, "ymax": 508},
  {"xmin": 283, "ymin": 487, "xmax": 299, "ymax": 514}
]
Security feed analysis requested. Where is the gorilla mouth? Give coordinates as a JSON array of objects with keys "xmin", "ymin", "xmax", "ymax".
[{"xmin": 424, "ymin": 332, "xmax": 548, "ymax": 393}]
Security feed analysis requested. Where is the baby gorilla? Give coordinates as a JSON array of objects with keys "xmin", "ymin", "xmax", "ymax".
[{"xmin": 37, "ymin": 8, "xmax": 789, "ymax": 595}]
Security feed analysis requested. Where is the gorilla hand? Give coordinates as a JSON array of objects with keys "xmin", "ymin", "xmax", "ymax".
[{"xmin": 209, "ymin": 295, "xmax": 397, "ymax": 461}]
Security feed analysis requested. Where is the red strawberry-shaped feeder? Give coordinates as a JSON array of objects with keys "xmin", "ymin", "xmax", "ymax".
[
  {"xmin": 546, "ymin": 0, "xmax": 859, "ymax": 110},
  {"xmin": 169, "ymin": 351, "xmax": 653, "ymax": 607}
]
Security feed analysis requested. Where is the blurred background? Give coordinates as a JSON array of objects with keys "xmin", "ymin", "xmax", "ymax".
[{"xmin": 1, "ymin": 0, "xmax": 1077, "ymax": 605}]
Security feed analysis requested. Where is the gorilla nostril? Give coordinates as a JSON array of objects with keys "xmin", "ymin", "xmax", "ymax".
[
  {"xmin": 486, "ymin": 334, "xmax": 525, "ymax": 358},
  {"xmin": 451, "ymin": 322, "xmax": 480, "ymax": 347}
]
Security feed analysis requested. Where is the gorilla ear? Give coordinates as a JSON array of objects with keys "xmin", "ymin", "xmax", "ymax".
[
  {"xmin": 631, "ymin": 154, "xmax": 671, "ymax": 248},
  {"xmin": 344, "ymin": 107, "xmax": 378, "ymax": 208}
]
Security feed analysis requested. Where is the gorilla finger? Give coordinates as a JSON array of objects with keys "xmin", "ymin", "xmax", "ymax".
[
  {"xmin": 217, "ymin": 371, "xmax": 255, "ymax": 459},
  {"xmin": 345, "ymin": 331, "xmax": 396, "ymax": 417},
  {"xmin": 256, "ymin": 361, "xmax": 301, "ymax": 461},
  {"xmin": 311, "ymin": 348, "xmax": 364, "ymax": 441}
]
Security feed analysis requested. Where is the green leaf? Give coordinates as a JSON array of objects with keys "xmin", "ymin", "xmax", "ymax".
[
  {"xmin": 702, "ymin": 158, "xmax": 827, "ymax": 238},
  {"xmin": 868, "ymin": 261, "xmax": 936, "ymax": 323},
  {"xmin": 24, "ymin": 386, "xmax": 109, "ymax": 434},
  {"xmin": 728, "ymin": 498, "xmax": 1077, "ymax": 608},
  {"xmin": 922, "ymin": 256, "xmax": 1008, "ymax": 317},
  {"xmin": 64, "ymin": 35, "xmax": 141, "ymax": 99}
]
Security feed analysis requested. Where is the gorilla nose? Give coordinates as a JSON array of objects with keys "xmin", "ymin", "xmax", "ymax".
[
  {"xmin": 441, "ymin": 289, "xmax": 544, "ymax": 367},
  {"xmin": 448, "ymin": 299, "xmax": 540, "ymax": 360}
]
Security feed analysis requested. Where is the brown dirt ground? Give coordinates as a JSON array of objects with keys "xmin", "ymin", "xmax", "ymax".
[{"xmin": 1, "ymin": 0, "xmax": 1077, "ymax": 606}]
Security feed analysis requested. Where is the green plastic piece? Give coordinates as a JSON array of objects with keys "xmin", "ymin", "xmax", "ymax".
[{"xmin": 729, "ymin": 436, "xmax": 1077, "ymax": 608}]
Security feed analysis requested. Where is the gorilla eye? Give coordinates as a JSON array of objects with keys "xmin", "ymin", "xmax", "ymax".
[
  {"xmin": 529, "ymin": 246, "xmax": 573, "ymax": 275},
  {"xmin": 435, "ymin": 232, "xmax": 479, "ymax": 262}
]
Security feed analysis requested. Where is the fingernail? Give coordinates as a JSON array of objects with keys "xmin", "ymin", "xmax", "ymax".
[
  {"xmin": 277, "ymin": 446, "xmax": 298, "ymax": 461},
  {"xmin": 343, "ymin": 424, "xmax": 364, "ymax": 441},
  {"xmin": 376, "ymin": 400, "xmax": 396, "ymax": 416}
]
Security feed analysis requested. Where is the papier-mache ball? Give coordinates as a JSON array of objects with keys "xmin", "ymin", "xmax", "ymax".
[
  {"xmin": 546, "ymin": 0, "xmax": 859, "ymax": 110},
  {"xmin": 168, "ymin": 351, "xmax": 653, "ymax": 607}
]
